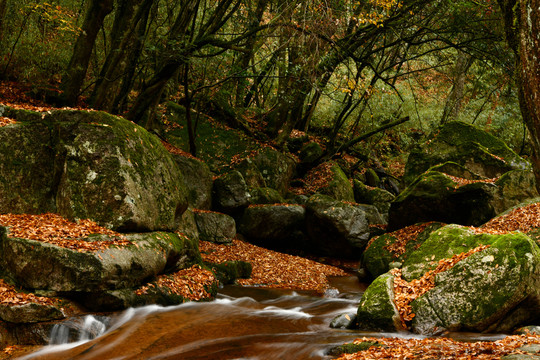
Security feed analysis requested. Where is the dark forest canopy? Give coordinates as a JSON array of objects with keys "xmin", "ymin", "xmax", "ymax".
[{"xmin": 0, "ymin": 0, "xmax": 538, "ymax": 177}]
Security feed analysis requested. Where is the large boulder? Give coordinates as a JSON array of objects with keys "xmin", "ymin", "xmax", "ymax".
[
  {"xmin": 353, "ymin": 180, "xmax": 395, "ymax": 222},
  {"xmin": 320, "ymin": 162, "xmax": 355, "ymax": 202},
  {"xmin": 193, "ymin": 210, "xmax": 236, "ymax": 244},
  {"xmin": 403, "ymin": 121, "xmax": 530, "ymax": 185},
  {"xmin": 356, "ymin": 272, "xmax": 404, "ymax": 331},
  {"xmin": 388, "ymin": 171, "xmax": 496, "ymax": 230},
  {"xmin": 54, "ymin": 111, "xmax": 188, "ymax": 231},
  {"xmin": 172, "ymin": 154, "xmax": 213, "ymax": 209},
  {"xmin": 356, "ymin": 225, "xmax": 540, "ymax": 334},
  {"xmin": 237, "ymin": 204, "xmax": 306, "ymax": 249},
  {"xmin": 0, "ymin": 228, "xmax": 199, "ymax": 292},
  {"xmin": 361, "ymin": 222, "xmax": 445, "ymax": 279},
  {"xmin": 234, "ymin": 148, "xmax": 297, "ymax": 195},
  {"xmin": 388, "ymin": 168, "xmax": 538, "ymax": 231},
  {"xmin": 0, "ymin": 108, "xmax": 189, "ymax": 232},
  {"xmin": 212, "ymin": 170, "xmax": 251, "ymax": 214},
  {"xmin": 0, "ymin": 119, "xmax": 57, "ymax": 214},
  {"xmin": 305, "ymin": 194, "xmax": 369, "ymax": 258},
  {"xmin": 407, "ymin": 225, "xmax": 540, "ymax": 334}
]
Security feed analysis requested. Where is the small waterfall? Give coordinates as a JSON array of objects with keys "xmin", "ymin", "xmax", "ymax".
[{"xmin": 49, "ymin": 315, "xmax": 109, "ymax": 345}]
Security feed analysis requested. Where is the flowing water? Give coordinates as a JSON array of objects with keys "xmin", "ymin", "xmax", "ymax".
[{"xmin": 19, "ymin": 277, "xmax": 507, "ymax": 360}]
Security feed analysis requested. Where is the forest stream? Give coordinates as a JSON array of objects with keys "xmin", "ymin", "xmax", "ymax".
[{"xmin": 17, "ymin": 276, "xmax": 508, "ymax": 360}]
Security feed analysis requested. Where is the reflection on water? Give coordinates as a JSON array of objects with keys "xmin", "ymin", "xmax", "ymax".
[{"xmin": 20, "ymin": 276, "xmax": 509, "ymax": 360}]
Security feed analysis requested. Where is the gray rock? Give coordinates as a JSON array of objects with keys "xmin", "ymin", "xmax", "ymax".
[
  {"xmin": 353, "ymin": 180, "xmax": 395, "ymax": 222},
  {"xmin": 250, "ymin": 148, "xmax": 297, "ymax": 195},
  {"xmin": 237, "ymin": 204, "xmax": 306, "ymax": 249},
  {"xmin": 0, "ymin": 303, "xmax": 64, "ymax": 324},
  {"xmin": 0, "ymin": 230, "xmax": 200, "ymax": 292},
  {"xmin": 305, "ymin": 194, "xmax": 369, "ymax": 258},
  {"xmin": 212, "ymin": 171, "xmax": 251, "ymax": 213},
  {"xmin": 249, "ymin": 187, "xmax": 285, "ymax": 205},
  {"xmin": 194, "ymin": 211, "xmax": 236, "ymax": 244},
  {"xmin": 330, "ymin": 312, "xmax": 357, "ymax": 329},
  {"xmin": 172, "ymin": 154, "xmax": 213, "ymax": 209},
  {"xmin": 387, "ymin": 171, "xmax": 497, "ymax": 231}
]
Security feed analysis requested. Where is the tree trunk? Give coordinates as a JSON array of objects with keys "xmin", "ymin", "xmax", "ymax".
[
  {"xmin": 0, "ymin": 0, "xmax": 8, "ymax": 44},
  {"xmin": 498, "ymin": 0, "xmax": 540, "ymax": 191},
  {"xmin": 90, "ymin": 0, "xmax": 146, "ymax": 110},
  {"xmin": 62, "ymin": 0, "xmax": 114, "ymax": 106},
  {"xmin": 440, "ymin": 51, "xmax": 474, "ymax": 124}
]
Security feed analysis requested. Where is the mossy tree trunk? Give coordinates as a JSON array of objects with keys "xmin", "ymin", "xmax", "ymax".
[
  {"xmin": 498, "ymin": 0, "xmax": 540, "ymax": 192},
  {"xmin": 61, "ymin": 0, "xmax": 114, "ymax": 106}
]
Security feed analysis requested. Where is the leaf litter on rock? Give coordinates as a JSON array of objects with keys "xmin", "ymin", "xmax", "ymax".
[{"xmin": 0, "ymin": 213, "xmax": 131, "ymax": 252}]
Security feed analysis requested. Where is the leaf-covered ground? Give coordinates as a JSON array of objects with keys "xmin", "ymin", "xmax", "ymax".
[
  {"xmin": 334, "ymin": 334, "xmax": 540, "ymax": 360},
  {"xmin": 200, "ymin": 239, "xmax": 347, "ymax": 293}
]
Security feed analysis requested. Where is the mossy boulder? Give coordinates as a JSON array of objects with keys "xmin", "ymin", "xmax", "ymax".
[
  {"xmin": 212, "ymin": 170, "xmax": 251, "ymax": 214},
  {"xmin": 320, "ymin": 162, "xmax": 355, "ymax": 202},
  {"xmin": 388, "ymin": 171, "xmax": 497, "ymax": 231},
  {"xmin": 176, "ymin": 208, "xmax": 200, "ymax": 243},
  {"xmin": 299, "ymin": 142, "xmax": 323, "ymax": 166},
  {"xmin": 388, "ymin": 168, "xmax": 538, "ymax": 231},
  {"xmin": 0, "ymin": 119, "xmax": 57, "ymax": 214},
  {"xmin": 408, "ymin": 225, "xmax": 540, "ymax": 334},
  {"xmin": 235, "ymin": 148, "xmax": 297, "ymax": 195},
  {"xmin": 403, "ymin": 121, "xmax": 530, "ymax": 185},
  {"xmin": 0, "ymin": 108, "xmax": 189, "ymax": 231},
  {"xmin": 0, "ymin": 229, "xmax": 200, "ymax": 293},
  {"xmin": 207, "ymin": 260, "xmax": 252, "ymax": 285},
  {"xmin": 237, "ymin": 204, "xmax": 306, "ymax": 249},
  {"xmin": 305, "ymin": 194, "xmax": 369, "ymax": 258},
  {"xmin": 490, "ymin": 170, "xmax": 539, "ymax": 214},
  {"xmin": 353, "ymin": 180, "xmax": 395, "ymax": 222},
  {"xmin": 356, "ymin": 272, "xmax": 405, "ymax": 331},
  {"xmin": 171, "ymin": 154, "xmax": 213, "ymax": 210},
  {"xmin": 361, "ymin": 222, "xmax": 445, "ymax": 278},
  {"xmin": 53, "ymin": 110, "xmax": 188, "ymax": 232},
  {"xmin": 194, "ymin": 210, "xmax": 236, "ymax": 244}
]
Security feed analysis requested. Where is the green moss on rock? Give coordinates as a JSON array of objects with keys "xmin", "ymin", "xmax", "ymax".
[{"xmin": 356, "ymin": 272, "xmax": 404, "ymax": 331}]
